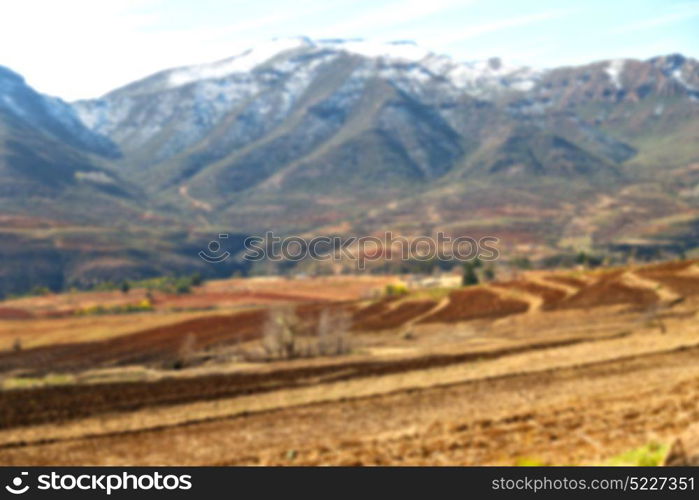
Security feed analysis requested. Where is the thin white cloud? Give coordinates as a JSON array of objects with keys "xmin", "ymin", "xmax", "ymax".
[
  {"xmin": 0, "ymin": 0, "xmax": 694, "ymax": 99},
  {"xmin": 431, "ymin": 8, "xmax": 575, "ymax": 47},
  {"xmin": 0, "ymin": 0, "xmax": 332, "ymax": 99},
  {"xmin": 319, "ymin": 0, "xmax": 472, "ymax": 37},
  {"xmin": 162, "ymin": 1, "xmax": 334, "ymax": 41},
  {"xmin": 612, "ymin": 3, "xmax": 699, "ymax": 33}
]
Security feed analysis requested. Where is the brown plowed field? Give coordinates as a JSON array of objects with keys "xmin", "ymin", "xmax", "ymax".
[
  {"xmin": 295, "ymin": 301, "xmax": 357, "ymax": 323},
  {"xmin": 543, "ymin": 275, "xmax": 587, "ymax": 288},
  {"xmin": 152, "ymin": 290, "xmax": 333, "ymax": 310},
  {"xmin": 492, "ymin": 281, "xmax": 567, "ymax": 309},
  {"xmin": 353, "ymin": 300, "xmax": 437, "ymax": 330},
  {"xmin": 0, "ymin": 310, "xmax": 267, "ymax": 374},
  {"xmin": 2, "ymin": 340, "xmax": 699, "ymax": 465},
  {"xmin": 0, "ymin": 330, "xmax": 631, "ymax": 431},
  {"xmin": 351, "ymin": 297, "xmax": 397, "ymax": 320},
  {"xmin": 418, "ymin": 289, "xmax": 529, "ymax": 323},
  {"xmin": 546, "ymin": 279, "xmax": 658, "ymax": 310},
  {"xmin": 0, "ymin": 266, "xmax": 683, "ymax": 376},
  {"xmin": 633, "ymin": 261, "xmax": 699, "ymax": 295},
  {"xmin": 0, "ymin": 308, "xmax": 33, "ymax": 320},
  {"xmin": 636, "ymin": 260, "xmax": 696, "ymax": 275},
  {"xmin": 635, "ymin": 275, "xmax": 699, "ymax": 296},
  {"xmin": 2, "ymin": 265, "xmax": 699, "ymax": 465}
]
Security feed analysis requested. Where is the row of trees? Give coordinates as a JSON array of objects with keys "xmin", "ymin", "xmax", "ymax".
[
  {"xmin": 461, "ymin": 259, "xmax": 496, "ymax": 286},
  {"xmin": 460, "ymin": 252, "xmax": 614, "ymax": 287},
  {"xmin": 117, "ymin": 273, "xmax": 204, "ymax": 295}
]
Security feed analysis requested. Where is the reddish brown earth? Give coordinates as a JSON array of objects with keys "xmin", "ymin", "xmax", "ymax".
[
  {"xmin": 544, "ymin": 275, "xmax": 588, "ymax": 288},
  {"xmin": 636, "ymin": 261, "xmax": 696, "ymax": 274},
  {"xmin": 0, "ymin": 308, "xmax": 33, "ymax": 320},
  {"xmin": 419, "ymin": 289, "xmax": 529, "ymax": 323},
  {"xmin": 2, "ymin": 263, "xmax": 699, "ymax": 465},
  {"xmin": 547, "ymin": 279, "xmax": 659, "ymax": 310},
  {"xmin": 492, "ymin": 281, "xmax": 567, "ymax": 309},
  {"xmin": 353, "ymin": 300, "xmax": 437, "ymax": 331},
  {"xmin": 0, "ymin": 310, "xmax": 267, "ymax": 373},
  {"xmin": 634, "ymin": 272, "xmax": 699, "ymax": 296},
  {"xmin": 0, "ymin": 329, "xmax": 632, "ymax": 431}
]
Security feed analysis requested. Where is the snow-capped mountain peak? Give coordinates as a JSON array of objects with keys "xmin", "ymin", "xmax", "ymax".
[
  {"xmin": 65, "ymin": 38, "xmax": 699, "ymax": 178},
  {"xmin": 168, "ymin": 37, "xmax": 313, "ymax": 87},
  {"xmin": 315, "ymin": 38, "xmax": 433, "ymax": 62},
  {"xmin": 155, "ymin": 37, "xmax": 534, "ymax": 96},
  {"xmin": 0, "ymin": 65, "xmax": 118, "ymax": 157},
  {"xmin": 70, "ymin": 37, "xmax": 541, "ymax": 162},
  {"xmin": 164, "ymin": 37, "xmax": 437, "ymax": 90}
]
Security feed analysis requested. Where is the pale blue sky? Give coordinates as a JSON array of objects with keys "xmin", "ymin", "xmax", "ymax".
[{"xmin": 0, "ymin": 0, "xmax": 697, "ymax": 100}]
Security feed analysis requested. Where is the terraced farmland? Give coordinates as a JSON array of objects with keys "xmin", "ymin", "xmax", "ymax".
[{"xmin": 1, "ymin": 263, "xmax": 699, "ymax": 465}]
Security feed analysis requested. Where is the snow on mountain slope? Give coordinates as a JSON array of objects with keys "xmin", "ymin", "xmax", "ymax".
[
  {"xmin": 67, "ymin": 38, "xmax": 698, "ymax": 196},
  {"xmin": 167, "ymin": 37, "xmax": 312, "ymax": 87},
  {"xmin": 605, "ymin": 59, "xmax": 626, "ymax": 89},
  {"xmin": 71, "ymin": 37, "xmax": 538, "ymax": 165},
  {"xmin": 317, "ymin": 38, "xmax": 432, "ymax": 61},
  {"xmin": 72, "ymin": 46, "xmax": 344, "ymax": 159},
  {"xmin": 83, "ymin": 38, "xmax": 536, "ymax": 99},
  {"xmin": 0, "ymin": 66, "xmax": 118, "ymax": 157}
]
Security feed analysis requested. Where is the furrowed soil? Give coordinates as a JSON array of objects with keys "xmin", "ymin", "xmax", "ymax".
[{"xmin": 1, "ymin": 264, "xmax": 699, "ymax": 465}]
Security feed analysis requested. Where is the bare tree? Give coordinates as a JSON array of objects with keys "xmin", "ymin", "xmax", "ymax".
[
  {"xmin": 316, "ymin": 308, "xmax": 351, "ymax": 356},
  {"xmin": 250, "ymin": 307, "xmax": 353, "ymax": 361},
  {"xmin": 641, "ymin": 297, "xmax": 685, "ymax": 335},
  {"xmin": 262, "ymin": 307, "xmax": 304, "ymax": 359},
  {"xmin": 171, "ymin": 333, "xmax": 196, "ymax": 369}
]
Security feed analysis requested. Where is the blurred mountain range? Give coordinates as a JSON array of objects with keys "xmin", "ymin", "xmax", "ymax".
[{"xmin": 0, "ymin": 37, "xmax": 698, "ymax": 293}]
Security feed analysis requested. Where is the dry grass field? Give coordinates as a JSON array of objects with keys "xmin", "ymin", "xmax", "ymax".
[{"xmin": 1, "ymin": 264, "xmax": 699, "ymax": 465}]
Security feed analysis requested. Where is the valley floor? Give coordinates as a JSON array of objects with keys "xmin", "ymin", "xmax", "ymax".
[{"xmin": 0, "ymin": 263, "xmax": 698, "ymax": 465}]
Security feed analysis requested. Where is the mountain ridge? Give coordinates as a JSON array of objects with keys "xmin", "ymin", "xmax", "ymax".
[{"xmin": 0, "ymin": 39, "xmax": 697, "ymax": 294}]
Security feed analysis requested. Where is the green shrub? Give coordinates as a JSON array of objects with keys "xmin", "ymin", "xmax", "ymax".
[
  {"xmin": 385, "ymin": 283, "xmax": 408, "ymax": 297},
  {"xmin": 29, "ymin": 286, "xmax": 51, "ymax": 296},
  {"xmin": 462, "ymin": 262, "xmax": 479, "ymax": 286},
  {"xmin": 76, "ymin": 298, "xmax": 153, "ymax": 316},
  {"xmin": 191, "ymin": 273, "xmax": 204, "ymax": 287},
  {"xmin": 515, "ymin": 457, "xmax": 546, "ymax": 466},
  {"xmin": 510, "ymin": 256, "xmax": 532, "ymax": 270},
  {"xmin": 606, "ymin": 442, "xmax": 669, "ymax": 466}
]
